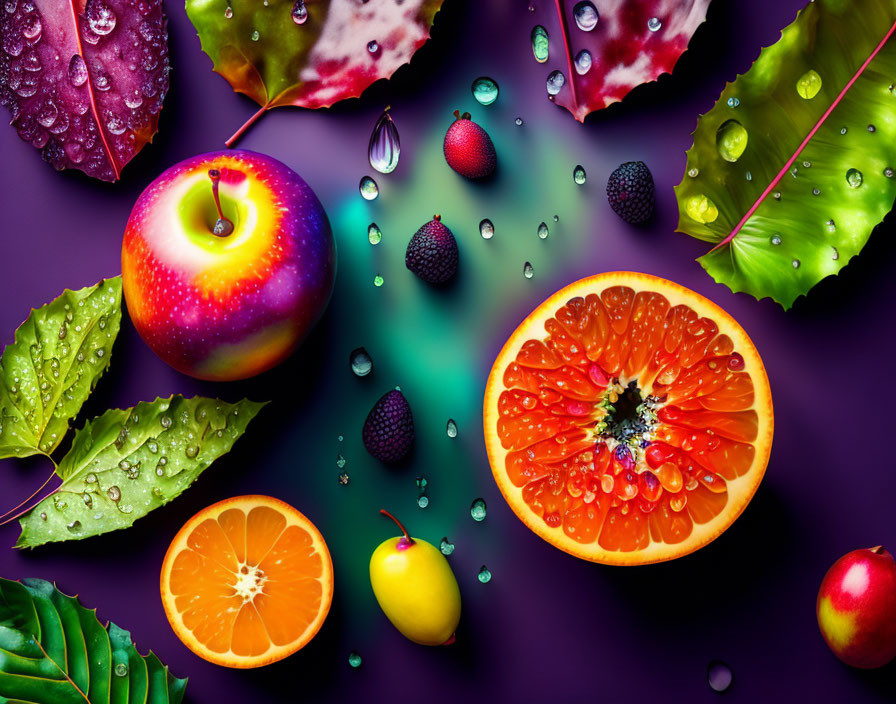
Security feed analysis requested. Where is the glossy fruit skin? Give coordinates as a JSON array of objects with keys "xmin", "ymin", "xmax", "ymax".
[
  {"xmin": 362, "ymin": 390, "xmax": 415, "ymax": 463},
  {"xmin": 817, "ymin": 547, "xmax": 896, "ymax": 669},
  {"xmin": 406, "ymin": 215, "xmax": 459, "ymax": 284},
  {"xmin": 606, "ymin": 161, "xmax": 655, "ymax": 224},
  {"xmin": 444, "ymin": 112, "xmax": 496, "ymax": 179},
  {"xmin": 122, "ymin": 150, "xmax": 335, "ymax": 381},
  {"xmin": 370, "ymin": 536, "xmax": 461, "ymax": 646}
]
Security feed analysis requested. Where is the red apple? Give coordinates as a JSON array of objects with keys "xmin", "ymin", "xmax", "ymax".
[{"xmin": 817, "ymin": 546, "xmax": 896, "ymax": 668}]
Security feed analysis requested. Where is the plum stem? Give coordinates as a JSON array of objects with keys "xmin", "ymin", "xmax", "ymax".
[
  {"xmin": 225, "ymin": 104, "xmax": 268, "ymax": 148},
  {"xmin": 379, "ymin": 509, "xmax": 414, "ymax": 544},
  {"xmin": 207, "ymin": 169, "xmax": 234, "ymax": 237}
]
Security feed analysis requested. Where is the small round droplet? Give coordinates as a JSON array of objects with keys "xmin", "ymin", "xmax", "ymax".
[
  {"xmin": 727, "ymin": 96, "xmax": 740, "ymax": 108},
  {"xmin": 531, "ymin": 25, "xmax": 549, "ymax": 63},
  {"xmin": 867, "ymin": 124, "xmax": 876, "ymax": 133},
  {"xmin": 553, "ymin": 215, "xmax": 559, "ymax": 222},
  {"xmin": 831, "ymin": 247, "xmax": 840, "ymax": 261},
  {"xmin": 770, "ymin": 235, "xmax": 781, "ymax": 246},
  {"xmin": 791, "ymin": 259, "xmax": 801, "ymax": 269},
  {"xmin": 374, "ymin": 274, "xmax": 384, "ymax": 287},
  {"xmin": 446, "ymin": 419, "xmax": 458, "ymax": 438},
  {"xmin": 251, "ymin": 29, "xmax": 260, "ymax": 41},
  {"xmin": 796, "ymin": 69, "xmax": 822, "ymax": 99},
  {"xmin": 826, "ymin": 219, "xmax": 836, "ymax": 232},
  {"xmin": 86, "ymin": 0, "xmax": 116, "ymax": 36},
  {"xmin": 367, "ymin": 40, "xmax": 379, "ymax": 54},
  {"xmin": 773, "ymin": 191, "xmax": 782, "ymax": 200},
  {"xmin": 107, "ymin": 485, "xmax": 121, "ymax": 502},
  {"xmin": 546, "ymin": 70, "xmax": 565, "ymax": 96},
  {"xmin": 417, "ymin": 495, "xmax": 429, "ymax": 509},
  {"xmin": 350, "ymin": 347, "xmax": 372, "ymax": 377},
  {"xmin": 573, "ymin": 164, "xmax": 586, "ymax": 185},
  {"xmin": 440, "ymin": 537, "xmax": 455, "ymax": 555},
  {"xmin": 186, "ymin": 445, "xmax": 200, "ymax": 459},
  {"xmin": 367, "ymin": 222, "xmax": 382, "ymax": 245},
  {"xmin": 291, "ymin": 0, "xmax": 307, "ymax": 24},
  {"xmin": 574, "ymin": 49, "xmax": 592, "ymax": 75},
  {"xmin": 114, "ymin": 662, "xmax": 129, "ymax": 677},
  {"xmin": 348, "ymin": 651, "xmax": 363, "ymax": 668},
  {"xmin": 846, "ymin": 168, "xmax": 863, "ymax": 188},
  {"xmin": 472, "ymin": 76, "xmax": 499, "ymax": 106},
  {"xmin": 707, "ymin": 661, "xmax": 733, "ymax": 693},
  {"xmin": 67, "ymin": 520, "xmax": 82, "ymax": 533},
  {"xmin": 647, "ymin": 16, "xmax": 661, "ymax": 32},
  {"xmin": 688, "ymin": 167, "xmax": 699, "ymax": 178},
  {"xmin": 470, "ymin": 498, "xmax": 487, "ymax": 521},
  {"xmin": 573, "ymin": 1, "xmax": 598, "ymax": 31},
  {"xmin": 515, "ymin": 117, "xmax": 523, "ymax": 126},
  {"xmin": 812, "ymin": 187, "xmax": 820, "ymax": 195},
  {"xmin": 745, "ymin": 170, "xmax": 752, "ymax": 181},
  {"xmin": 479, "ymin": 218, "xmax": 494, "ymax": 240},
  {"xmin": 884, "ymin": 167, "xmax": 894, "ymax": 178},
  {"xmin": 224, "ymin": 6, "xmax": 233, "ymax": 18},
  {"xmin": 523, "ymin": 261, "xmax": 534, "ymax": 279},
  {"xmin": 359, "ymin": 175, "xmax": 378, "ymax": 200},
  {"xmin": 537, "ymin": 222, "xmax": 549, "ymax": 240},
  {"xmin": 477, "ymin": 565, "xmax": 492, "ymax": 583}
]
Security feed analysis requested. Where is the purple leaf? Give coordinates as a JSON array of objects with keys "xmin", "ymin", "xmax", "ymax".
[{"xmin": 0, "ymin": 0, "xmax": 170, "ymax": 182}]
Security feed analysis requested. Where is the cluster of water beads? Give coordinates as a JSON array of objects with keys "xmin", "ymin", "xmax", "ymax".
[
  {"xmin": 479, "ymin": 218, "xmax": 495, "ymax": 240},
  {"xmin": 439, "ymin": 537, "xmax": 455, "ymax": 555},
  {"xmin": 416, "ymin": 476, "xmax": 429, "ymax": 508},
  {"xmin": 367, "ymin": 223, "xmax": 382, "ymax": 245},
  {"xmin": 707, "ymin": 661, "xmax": 733, "ymax": 692},
  {"xmin": 477, "ymin": 565, "xmax": 492, "ymax": 583},
  {"xmin": 537, "ymin": 222, "xmax": 549, "ymax": 240},
  {"xmin": 470, "ymin": 498, "xmax": 487, "ymax": 521},
  {"xmin": 350, "ymin": 347, "xmax": 372, "ymax": 377},
  {"xmin": 523, "ymin": 261, "xmax": 534, "ymax": 279},
  {"xmin": 336, "ymin": 435, "xmax": 348, "ymax": 485},
  {"xmin": 446, "ymin": 419, "xmax": 458, "ymax": 438},
  {"xmin": 359, "ymin": 176, "xmax": 378, "ymax": 200},
  {"xmin": 368, "ymin": 108, "xmax": 400, "ymax": 174},
  {"xmin": 472, "ymin": 77, "xmax": 498, "ymax": 106},
  {"xmin": 348, "ymin": 651, "xmax": 363, "ymax": 669},
  {"xmin": 573, "ymin": 165, "xmax": 586, "ymax": 185}
]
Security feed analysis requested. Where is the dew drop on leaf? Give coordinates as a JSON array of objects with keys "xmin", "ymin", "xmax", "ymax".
[
  {"xmin": 573, "ymin": 1, "xmax": 598, "ymax": 31},
  {"xmin": 366, "ymin": 40, "xmax": 379, "ymax": 54},
  {"xmin": 647, "ymin": 17, "xmax": 662, "ymax": 32},
  {"xmin": 224, "ymin": 6, "xmax": 232, "ymax": 18},
  {"xmin": 685, "ymin": 194, "xmax": 719, "ymax": 224},
  {"xmin": 770, "ymin": 235, "xmax": 781, "ymax": 246},
  {"xmin": 85, "ymin": 0, "xmax": 116, "ymax": 36},
  {"xmin": 796, "ymin": 69, "xmax": 822, "ymax": 99},
  {"xmin": 546, "ymin": 70, "xmax": 565, "ymax": 96},
  {"xmin": 368, "ymin": 109, "xmax": 399, "ymax": 174},
  {"xmin": 291, "ymin": 0, "xmax": 307, "ymax": 24},
  {"xmin": 574, "ymin": 49, "xmax": 592, "ymax": 75},
  {"xmin": 715, "ymin": 119, "xmax": 748, "ymax": 162},
  {"xmin": 846, "ymin": 168, "xmax": 863, "ymax": 188},
  {"xmin": 727, "ymin": 96, "xmax": 740, "ymax": 108},
  {"xmin": 531, "ymin": 25, "xmax": 549, "ymax": 63},
  {"xmin": 251, "ymin": 29, "xmax": 260, "ymax": 41}
]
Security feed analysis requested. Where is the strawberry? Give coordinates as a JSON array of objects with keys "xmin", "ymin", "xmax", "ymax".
[
  {"xmin": 443, "ymin": 110, "xmax": 496, "ymax": 179},
  {"xmin": 405, "ymin": 215, "xmax": 459, "ymax": 285}
]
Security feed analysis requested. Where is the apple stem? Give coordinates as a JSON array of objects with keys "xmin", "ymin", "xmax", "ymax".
[
  {"xmin": 207, "ymin": 169, "xmax": 234, "ymax": 237},
  {"xmin": 379, "ymin": 509, "xmax": 414, "ymax": 544},
  {"xmin": 871, "ymin": 545, "xmax": 885, "ymax": 554},
  {"xmin": 225, "ymin": 104, "xmax": 269, "ymax": 148}
]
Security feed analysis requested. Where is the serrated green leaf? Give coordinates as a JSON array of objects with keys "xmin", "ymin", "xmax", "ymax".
[
  {"xmin": 0, "ymin": 577, "xmax": 186, "ymax": 703},
  {"xmin": 675, "ymin": 0, "xmax": 896, "ymax": 308},
  {"xmin": 185, "ymin": 0, "xmax": 444, "ymax": 142},
  {"xmin": 0, "ymin": 278, "xmax": 122, "ymax": 459},
  {"xmin": 16, "ymin": 396, "xmax": 266, "ymax": 549}
]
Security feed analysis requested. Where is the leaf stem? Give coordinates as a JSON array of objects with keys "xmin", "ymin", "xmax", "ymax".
[
  {"xmin": 0, "ymin": 468, "xmax": 60, "ymax": 524},
  {"xmin": 34, "ymin": 638, "xmax": 91, "ymax": 703},
  {"xmin": 225, "ymin": 104, "xmax": 270, "ymax": 148}
]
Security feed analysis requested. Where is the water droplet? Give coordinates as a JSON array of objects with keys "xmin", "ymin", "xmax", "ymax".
[
  {"xmin": 350, "ymin": 347, "xmax": 373, "ymax": 377},
  {"xmin": 417, "ymin": 495, "xmax": 429, "ymax": 508},
  {"xmin": 531, "ymin": 25, "xmax": 549, "ymax": 63},
  {"xmin": 251, "ymin": 29, "xmax": 260, "ymax": 41},
  {"xmin": 67, "ymin": 520, "xmax": 82, "ymax": 533},
  {"xmin": 440, "ymin": 537, "xmax": 455, "ymax": 555},
  {"xmin": 812, "ymin": 187, "xmax": 820, "ymax": 195},
  {"xmin": 367, "ymin": 39, "xmax": 379, "ymax": 54},
  {"xmin": 573, "ymin": 164, "xmax": 586, "ymax": 185},
  {"xmin": 885, "ymin": 167, "xmax": 894, "ymax": 178},
  {"xmin": 727, "ymin": 96, "xmax": 740, "ymax": 108},
  {"xmin": 647, "ymin": 16, "xmax": 662, "ymax": 32},
  {"xmin": 745, "ymin": 170, "xmax": 752, "ymax": 181},
  {"xmin": 224, "ymin": 6, "xmax": 233, "ymax": 18},
  {"xmin": 515, "ymin": 117, "xmax": 523, "ymax": 126},
  {"xmin": 478, "ymin": 565, "xmax": 492, "ymax": 583},
  {"xmin": 791, "ymin": 259, "xmax": 800, "ymax": 269},
  {"xmin": 471, "ymin": 76, "xmax": 499, "ymax": 106},
  {"xmin": 574, "ymin": 49, "xmax": 592, "ymax": 75},
  {"xmin": 684, "ymin": 194, "xmax": 719, "ymax": 224},
  {"xmin": 831, "ymin": 247, "xmax": 839, "ymax": 260},
  {"xmin": 367, "ymin": 107, "xmax": 400, "ymax": 174},
  {"xmin": 21, "ymin": 12, "xmax": 41, "ymax": 41},
  {"xmin": 867, "ymin": 124, "xmax": 876, "ymax": 133},
  {"xmin": 114, "ymin": 662, "xmax": 128, "ymax": 677},
  {"xmin": 85, "ymin": 0, "xmax": 116, "ymax": 36},
  {"xmin": 773, "ymin": 191, "xmax": 781, "ymax": 200},
  {"xmin": 573, "ymin": 1, "xmax": 598, "ymax": 31},
  {"xmin": 160, "ymin": 415, "xmax": 172, "ymax": 429},
  {"xmin": 39, "ymin": 512, "xmax": 47, "ymax": 521},
  {"xmin": 36, "ymin": 100, "xmax": 58, "ymax": 128},
  {"xmin": 537, "ymin": 221, "xmax": 550, "ymax": 240},
  {"xmin": 336, "ymin": 453, "xmax": 346, "ymax": 469},
  {"xmin": 470, "ymin": 498, "xmax": 487, "ymax": 521},
  {"xmin": 338, "ymin": 471, "xmax": 349, "ymax": 485},
  {"xmin": 796, "ymin": 69, "xmax": 822, "ymax": 99},
  {"xmin": 186, "ymin": 445, "xmax": 200, "ymax": 458},
  {"xmin": 291, "ymin": 0, "xmax": 307, "ymax": 24},
  {"xmin": 373, "ymin": 274, "xmax": 384, "ymax": 287},
  {"xmin": 846, "ymin": 168, "xmax": 863, "ymax": 188},
  {"xmin": 348, "ymin": 651, "xmax": 363, "ymax": 668},
  {"xmin": 446, "ymin": 419, "xmax": 458, "ymax": 438},
  {"xmin": 715, "ymin": 119, "xmax": 748, "ymax": 162},
  {"xmin": 107, "ymin": 485, "xmax": 121, "ymax": 502},
  {"xmin": 826, "ymin": 219, "xmax": 836, "ymax": 232},
  {"xmin": 688, "ymin": 167, "xmax": 699, "ymax": 178},
  {"xmin": 546, "ymin": 70, "xmax": 565, "ymax": 96},
  {"xmin": 707, "ymin": 661, "xmax": 732, "ymax": 692},
  {"xmin": 359, "ymin": 175, "xmax": 379, "ymax": 200},
  {"xmin": 479, "ymin": 218, "xmax": 494, "ymax": 239},
  {"xmin": 95, "ymin": 348, "xmax": 105, "ymax": 358},
  {"xmin": 523, "ymin": 261, "xmax": 534, "ymax": 279},
  {"xmin": 770, "ymin": 235, "xmax": 781, "ymax": 245}
]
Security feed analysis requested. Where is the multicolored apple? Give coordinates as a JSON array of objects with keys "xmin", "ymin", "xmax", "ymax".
[
  {"xmin": 122, "ymin": 150, "xmax": 335, "ymax": 381},
  {"xmin": 817, "ymin": 546, "xmax": 896, "ymax": 669}
]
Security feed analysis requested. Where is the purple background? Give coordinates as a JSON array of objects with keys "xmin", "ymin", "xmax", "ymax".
[{"xmin": 2, "ymin": 1, "xmax": 896, "ymax": 702}]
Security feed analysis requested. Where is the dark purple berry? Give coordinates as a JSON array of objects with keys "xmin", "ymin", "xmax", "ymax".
[
  {"xmin": 405, "ymin": 215, "xmax": 459, "ymax": 285},
  {"xmin": 606, "ymin": 161, "xmax": 655, "ymax": 225},
  {"xmin": 362, "ymin": 390, "xmax": 415, "ymax": 464}
]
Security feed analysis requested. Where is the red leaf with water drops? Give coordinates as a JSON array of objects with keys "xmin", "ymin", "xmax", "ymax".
[
  {"xmin": 531, "ymin": 0, "xmax": 710, "ymax": 122},
  {"xmin": 0, "ymin": 0, "xmax": 169, "ymax": 182}
]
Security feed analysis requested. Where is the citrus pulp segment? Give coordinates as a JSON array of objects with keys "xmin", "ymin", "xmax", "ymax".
[
  {"xmin": 160, "ymin": 495, "xmax": 334, "ymax": 668},
  {"xmin": 483, "ymin": 272, "xmax": 773, "ymax": 565}
]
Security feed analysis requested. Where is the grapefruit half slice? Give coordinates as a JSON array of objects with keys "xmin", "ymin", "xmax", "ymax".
[
  {"xmin": 160, "ymin": 495, "xmax": 334, "ymax": 667},
  {"xmin": 483, "ymin": 273, "xmax": 773, "ymax": 565}
]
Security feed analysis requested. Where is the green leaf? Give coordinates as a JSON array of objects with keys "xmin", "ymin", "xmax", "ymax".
[
  {"xmin": 0, "ymin": 278, "xmax": 122, "ymax": 460},
  {"xmin": 675, "ymin": 0, "xmax": 896, "ymax": 309},
  {"xmin": 0, "ymin": 577, "xmax": 186, "ymax": 703},
  {"xmin": 16, "ymin": 396, "xmax": 266, "ymax": 549},
  {"xmin": 185, "ymin": 0, "xmax": 444, "ymax": 143}
]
